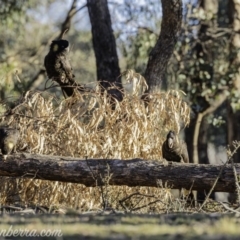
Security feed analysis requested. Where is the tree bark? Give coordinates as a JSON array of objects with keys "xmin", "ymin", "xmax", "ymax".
[
  {"xmin": 0, "ymin": 153, "xmax": 238, "ymax": 192},
  {"xmin": 227, "ymin": 0, "xmax": 240, "ymax": 203},
  {"xmin": 227, "ymin": 0, "xmax": 240, "ymax": 163},
  {"xmin": 192, "ymin": 91, "xmax": 228, "ymax": 164},
  {"xmin": 144, "ymin": 0, "xmax": 182, "ymax": 93},
  {"xmin": 87, "ymin": 0, "xmax": 123, "ymax": 101}
]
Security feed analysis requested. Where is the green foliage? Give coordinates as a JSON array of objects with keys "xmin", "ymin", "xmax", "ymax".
[
  {"xmin": 120, "ymin": 30, "xmax": 157, "ymax": 74},
  {"xmin": 68, "ymin": 31, "xmax": 96, "ymax": 85},
  {"xmin": 119, "ymin": 2, "xmax": 240, "ymax": 112},
  {"xmin": 0, "ymin": 1, "xmax": 96, "ymax": 107},
  {"xmin": 212, "ymin": 116, "xmax": 225, "ymax": 127},
  {"xmin": 0, "ymin": 0, "xmax": 26, "ymax": 23}
]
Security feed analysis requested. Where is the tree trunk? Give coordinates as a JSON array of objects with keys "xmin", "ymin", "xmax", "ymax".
[
  {"xmin": 192, "ymin": 0, "xmax": 219, "ymax": 162},
  {"xmin": 184, "ymin": 0, "xmax": 219, "ymax": 201},
  {"xmin": 0, "ymin": 153, "xmax": 238, "ymax": 192},
  {"xmin": 87, "ymin": 0, "xmax": 123, "ymax": 101},
  {"xmin": 227, "ymin": 0, "xmax": 240, "ymax": 162},
  {"xmin": 196, "ymin": 117, "xmax": 212, "ymax": 201},
  {"xmin": 144, "ymin": 0, "xmax": 182, "ymax": 93},
  {"xmin": 227, "ymin": 0, "xmax": 240, "ymax": 203}
]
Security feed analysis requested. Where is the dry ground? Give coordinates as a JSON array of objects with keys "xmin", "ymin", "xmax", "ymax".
[{"xmin": 0, "ymin": 212, "xmax": 240, "ymax": 239}]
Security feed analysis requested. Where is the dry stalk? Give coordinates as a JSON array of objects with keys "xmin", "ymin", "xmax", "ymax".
[
  {"xmin": 119, "ymin": 192, "xmax": 166, "ymax": 212},
  {"xmin": 229, "ymin": 141, "xmax": 240, "ymax": 205},
  {"xmin": 199, "ymin": 141, "xmax": 240, "ymax": 211},
  {"xmin": 218, "ymin": 201, "xmax": 240, "ymax": 214},
  {"xmin": 198, "ymin": 162, "xmax": 228, "ymax": 211},
  {"xmin": 0, "ymin": 78, "xmax": 190, "ymax": 211}
]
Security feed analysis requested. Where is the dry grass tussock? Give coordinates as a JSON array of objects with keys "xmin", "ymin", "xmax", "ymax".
[{"xmin": 0, "ymin": 75, "xmax": 191, "ymax": 212}]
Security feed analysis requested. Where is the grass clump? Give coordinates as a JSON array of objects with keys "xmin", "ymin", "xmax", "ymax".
[{"xmin": 0, "ymin": 77, "xmax": 190, "ymax": 211}]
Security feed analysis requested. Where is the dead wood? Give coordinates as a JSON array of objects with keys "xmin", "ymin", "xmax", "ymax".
[{"xmin": 0, "ymin": 153, "xmax": 237, "ymax": 193}]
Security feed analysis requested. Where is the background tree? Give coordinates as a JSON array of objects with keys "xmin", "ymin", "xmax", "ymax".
[
  {"xmin": 144, "ymin": 0, "xmax": 182, "ymax": 93},
  {"xmin": 226, "ymin": 0, "xmax": 240, "ymax": 202},
  {"xmin": 227, "ymin": 0, "xmax": 240, "ymax": 163},
  {"xmin": 87, "ymin": 0, "xmax": 123, "ymax": 101}
]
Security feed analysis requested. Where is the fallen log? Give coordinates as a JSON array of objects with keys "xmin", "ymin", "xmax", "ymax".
[{"xmin": 0, "ymin": 153, "xmax": 236, "ymax": 192}]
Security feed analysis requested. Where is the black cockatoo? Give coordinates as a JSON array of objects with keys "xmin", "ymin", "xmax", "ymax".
[
  {"xmin": 0, "ymin": 127, "xmax": 20, "ymax": 160},
  {"xmin": 162, "ymin": 130, "xmax": 189, "ymax": 163},
  {"xmin": 44, "ymin": 39, "xmax": 77, "ymax": 97}
]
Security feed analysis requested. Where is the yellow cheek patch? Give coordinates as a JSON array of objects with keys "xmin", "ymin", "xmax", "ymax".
[
  {"xmin": 8, "ymin": 143, "xmax": 14, "ymax": 149},
  {"xmin": 53, "ymin": 44, "xmax": 59, "ymax": 52},
  {"xmin": 168, "ymin": 138, "xmax": 173, "ymax": 148}
]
